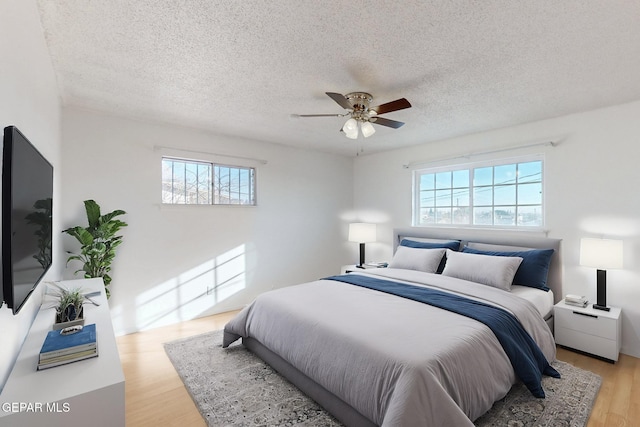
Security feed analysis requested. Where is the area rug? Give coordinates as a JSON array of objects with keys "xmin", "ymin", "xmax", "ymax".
[{"xmin": 164, "ymin": 330, "xmax": 601, "ymax": 426}]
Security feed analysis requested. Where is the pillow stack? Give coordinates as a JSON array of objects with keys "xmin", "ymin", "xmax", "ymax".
[
  {"xmin": 387, "ymin": 238, "xmax": 555, "ymax": 292},
  {"xmin": 461, "ymin": 247, "xmax": 555, "ymax": 291}
]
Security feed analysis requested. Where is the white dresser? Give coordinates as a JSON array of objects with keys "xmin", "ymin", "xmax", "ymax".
[
  {"xmin": 554, "ymin": 299, "xmax": 621, "ymax": 362},
  {"xmin": 0, "ymin": 278, "xmax": 125, "ymax": 426}
]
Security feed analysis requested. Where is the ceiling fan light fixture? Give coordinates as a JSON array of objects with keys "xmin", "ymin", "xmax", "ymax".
[
  {"xmin": 361, "ymin": 121, "xmax": 375, "ymax": 138},
  {"xmin": 343, "ymin": 118, "xmax": 359, "ymax": 139},
  {"xmin": 295, "ymin": 91, "xmax": 411, "ymax": 138}
]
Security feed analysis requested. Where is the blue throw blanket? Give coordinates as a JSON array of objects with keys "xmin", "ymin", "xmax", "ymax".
[{"xmin": 324, "ymin": 274, "xmax": 560, "ymax": 398}]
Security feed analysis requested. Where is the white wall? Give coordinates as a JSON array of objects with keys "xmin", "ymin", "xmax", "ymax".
[
  {"xmin": 60, "ymin": 108, "xmax": 353, "ymax": 335},
  {"xmin": 0, "ymin": 0, "xmax": 62, "ymax": 391},
  {"xmin": 354, "ymin": 100, "xmax": 640, "ymax": 358}
]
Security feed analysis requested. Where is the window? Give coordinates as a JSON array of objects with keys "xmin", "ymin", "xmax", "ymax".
[
  {"xmin": 414, "ymin": 157, "xmax": 543, "ymax": 228},
  {"xmin": 162, "ymin": 157, "xmax": 256, "ymax": 205}
]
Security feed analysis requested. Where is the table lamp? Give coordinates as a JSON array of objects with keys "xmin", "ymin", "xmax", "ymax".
[
  {"xmin": 348, "ymin": 223, "xmax": 376, "ymax": 268},
  {"xmin": 579, "ymin": 238, "xmax": 623, "ymax": 311}
]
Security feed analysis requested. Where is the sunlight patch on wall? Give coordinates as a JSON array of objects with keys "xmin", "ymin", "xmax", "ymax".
[
  {"xmin": 206, "ymin": 244, "xmax": 246, "ymax": 301},
  {"xmin": 133, "ymin": 244, "xmax": 247, "ymax": 331}
]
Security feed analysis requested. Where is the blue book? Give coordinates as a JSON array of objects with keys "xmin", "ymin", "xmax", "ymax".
[{"xmin": 39, "ymin": 324, "xmax": 97, "ymax": 356}]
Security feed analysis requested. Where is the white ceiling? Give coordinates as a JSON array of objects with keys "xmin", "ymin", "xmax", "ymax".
[{"xmin": 36, "ymin": 1, "xmax": 640, "ymax": 156}]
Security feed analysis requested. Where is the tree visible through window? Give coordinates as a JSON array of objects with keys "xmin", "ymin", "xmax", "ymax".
[
  {"xmin": 162, "ymin": 157, "xmax": 256, "ymax": 205},
  {"xmin": 414, "ymin": 157, "xmax": 543, "ymax": 228}
]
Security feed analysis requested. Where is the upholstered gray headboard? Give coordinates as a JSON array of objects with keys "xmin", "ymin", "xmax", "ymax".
[{"xmin": 393, "ymin": 228, "xmax": 563, "ymax": 304}]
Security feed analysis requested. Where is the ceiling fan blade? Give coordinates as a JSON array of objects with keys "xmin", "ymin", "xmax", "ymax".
[
  {"xmin": 371, "ymin": 117, "xmax": 405, "ymax": 129},
  {"xmin": 372, "ymin": 98, "xmax": 411, "ymax": 115},
  {"xmin": 325, "ymin": 92, "xmax": 353, "ymax": 110},
  {"xmin": 291, "ymin": 113, "xmax": 345, "ymax": 118}
]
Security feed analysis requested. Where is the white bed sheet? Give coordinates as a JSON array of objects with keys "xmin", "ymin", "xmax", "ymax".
[{"xmin": 510, "ymin": 285, "xmax": 554, "ymax": 319}]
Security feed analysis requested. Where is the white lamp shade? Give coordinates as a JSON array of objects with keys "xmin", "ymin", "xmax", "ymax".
[
  {"xmin": 360, "ymin": 121, "xmax": 376, "ymax": 138},
  {"xmin": 342, "ymin": 118, "xmax": 359, "ymax": 139},
  {"xmin": 348, "ymin": 223, "xmax": 376, "ymax": 243},
  {"xmin": 579, "ymin": 238, "xmax": 623, "ymax": 269}
]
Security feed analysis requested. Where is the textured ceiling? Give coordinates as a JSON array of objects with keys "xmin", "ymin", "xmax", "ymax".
[{"xmin": 37, "ymin": 1, "xmax": 640, "ymax": 156}]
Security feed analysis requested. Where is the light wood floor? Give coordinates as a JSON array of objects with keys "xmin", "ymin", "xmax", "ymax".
[
  {"xmin": 116, "ymin": 311, "xmax": 639, "ymax": 426},
  {"xmin": 115, "ymin": 311, "xmax": 238, "ymax": 427}
]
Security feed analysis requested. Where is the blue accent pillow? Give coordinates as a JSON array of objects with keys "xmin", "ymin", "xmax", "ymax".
[
  {"xmin": 400, "ymin": 239, "xmax": 461, "ymax": 251},
  {"xmin": 462, "ymin": 247, "xmax": 554, "ymax": 291},
  {"xmin": 400, "ymin": 239, "xmax": 461, "ymax": 273}
]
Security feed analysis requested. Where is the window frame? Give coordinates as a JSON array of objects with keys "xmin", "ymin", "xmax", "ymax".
[
  {"xmin": 412, "ymin": 154, "xmax": 544, "ymax": 229},
  {"xmin": 162, "ymin": 156, "xmax": 257, "ymax": 206}
]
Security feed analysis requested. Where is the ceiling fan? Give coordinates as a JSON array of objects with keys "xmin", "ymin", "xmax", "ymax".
[{"xmin": 292, "ymin": 92, "xmax": 411, "ymax": 139}]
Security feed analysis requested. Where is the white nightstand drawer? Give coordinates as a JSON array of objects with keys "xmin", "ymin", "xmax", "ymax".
[
  {"xmin": 553, "ymin": 301, "xmax": 621, "ymax": 362},
  {"xmin": 554, "ymin": 306, "xmax": 617, "ymax": 339},
  {"xmin": 555, "ymin": 327, "xmax": 619, "ymax": 361}
]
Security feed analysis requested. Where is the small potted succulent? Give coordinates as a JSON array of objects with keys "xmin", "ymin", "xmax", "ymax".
[{"xmin": 49, "ymin": 284, "xmax": 86, "ymax": 330}]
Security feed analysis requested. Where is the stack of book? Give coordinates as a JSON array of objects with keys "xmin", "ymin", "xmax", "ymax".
[
  {"xmin": 565, "ymin": 294, "xmax": 589, "ymax": 308},
  {"xmin": 38, "ymin": 323, "xmax": 98, "ymax": 370}
]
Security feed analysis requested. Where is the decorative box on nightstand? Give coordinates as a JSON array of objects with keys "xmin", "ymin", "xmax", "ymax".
[{"xmin": 554, "ymin": 300, "xmax": 621, "ymax": 362}]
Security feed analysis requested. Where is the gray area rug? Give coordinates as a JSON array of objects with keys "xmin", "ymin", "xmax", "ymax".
[{"xmin": 164, "ymin": 330, "xmax": 601, "ymax": 426}]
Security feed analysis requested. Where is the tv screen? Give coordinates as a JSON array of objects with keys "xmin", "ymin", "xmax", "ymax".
[{"xmin": 2, "ymin": 126, "xmax": 53, "ymax": 314}]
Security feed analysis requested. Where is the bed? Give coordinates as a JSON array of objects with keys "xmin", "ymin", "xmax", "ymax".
[{"xmin": 223, "ymin": 228, "xmax": 562, "ymax": 426}]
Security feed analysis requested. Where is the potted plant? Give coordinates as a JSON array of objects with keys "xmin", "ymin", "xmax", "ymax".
[
  {"xmin": 63, "ymin": 200, "xmax": 128, "ymax": 299},
  {"xmin": 49, "ymin": 285, "xmax": 86, "ymax": 330}
]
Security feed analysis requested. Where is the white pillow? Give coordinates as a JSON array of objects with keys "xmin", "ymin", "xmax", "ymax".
[
  {"xmin": 388, "ymin": 246, "xmax": 445, "ymax": 273},
  {"xmin": 442, "ymin": 249, "xmax": 523, "ymax": 291}
]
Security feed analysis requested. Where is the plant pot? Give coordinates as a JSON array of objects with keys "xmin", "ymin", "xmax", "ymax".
[{"xmin": 53, "ymin": 307, "xmax": 85, "ymax": 330}]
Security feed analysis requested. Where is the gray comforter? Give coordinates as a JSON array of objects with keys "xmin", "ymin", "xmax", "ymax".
[{"xmin": 223, "ymin": 268, "xmax": 557, "ymax": 426}]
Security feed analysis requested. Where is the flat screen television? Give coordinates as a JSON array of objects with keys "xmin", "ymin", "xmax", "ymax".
[{"xmin": 2, "ymin": 126, "xmax": 53, "ymax": 314}]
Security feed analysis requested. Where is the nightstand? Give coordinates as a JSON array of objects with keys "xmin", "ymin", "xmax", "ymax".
[{"xmin": 554, "ymin": 300, "xmax": 621, "ymax": 362}]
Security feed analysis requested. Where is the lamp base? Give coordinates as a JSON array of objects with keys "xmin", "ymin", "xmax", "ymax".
[
  {"xmin": 594, "ymin": 270, "xmax": 609, "ymax": 312},
  {"xmin": 358, "ymin": 243, "xmax": 366, "ymax": 269}
]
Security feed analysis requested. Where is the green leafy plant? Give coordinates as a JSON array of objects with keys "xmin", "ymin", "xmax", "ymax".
[
  {"xmin": 63, "ymin": 200, "xmax": 128, "ymax": 298},
  {"xmin": 50, "ymin": 285, "xmax": 85, "ymax": 323}
]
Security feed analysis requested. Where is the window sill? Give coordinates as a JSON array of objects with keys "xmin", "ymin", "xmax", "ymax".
[
  {"xmin": 410, "ymin": 224, "xmax": 549, "ymax": 236},
  {"xmin": 157, "ymin": 203, "xmax": 258, "ymax": 209}
]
